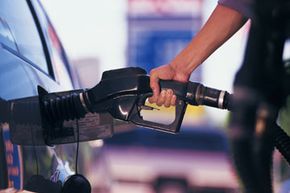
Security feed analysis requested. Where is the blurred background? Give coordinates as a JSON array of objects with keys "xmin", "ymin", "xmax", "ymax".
[
  {"xmin": 40, "ymin": 1, "xmax": 252, "ymax": 193},
  {"xmin": 41, "ymin": 0, "xmax": 250, "ymax": 126}
]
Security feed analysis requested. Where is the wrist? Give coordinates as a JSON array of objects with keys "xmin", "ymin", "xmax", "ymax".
[
  {"xmin": 168, "ymin": 63, "xmax": 191, "ymax": 82},
  {"xmin": 170, "ymin": 47, "xmax": 202, "ymax": 76}
]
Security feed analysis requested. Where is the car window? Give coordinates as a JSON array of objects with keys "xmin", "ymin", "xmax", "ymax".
[
  {"xmin": 105, "ymin": 128, "xmax": 229, "ymax": 153},
  {"xmin": 31, "ymin": 0, "xmax": 73, "ymax": 89},
  {"xmin": 0, "ymin": 0, "xmax": 49, "ymax": 74}
]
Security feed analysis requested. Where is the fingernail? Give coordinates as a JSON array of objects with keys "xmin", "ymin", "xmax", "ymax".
[
  {"xmin": 161, "ymin": 90, "xmax": 166, "ymax": 97},
  {"xmin": 171, "ymin": 95, "xmax": 177, "ymax": 105}
]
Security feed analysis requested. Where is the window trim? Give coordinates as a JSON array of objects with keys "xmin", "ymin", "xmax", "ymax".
[
  {"xmin": 0, "ymin": 43, "xmax": 53, "ymax": 76},
  {"xmin": 27, "ymin": 0, "xmax": 75, "ymax": 87},
  {"xmin": 26, "ymin": 0, "xmax": 55, "ymax": 79}
]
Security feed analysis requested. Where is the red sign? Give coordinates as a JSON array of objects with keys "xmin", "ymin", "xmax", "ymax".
[{"xmin": 128, "ymin": 0, "xmax": 202, "ymax": 17}]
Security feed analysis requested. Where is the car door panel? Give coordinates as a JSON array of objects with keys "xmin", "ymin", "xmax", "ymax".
[
  {"xmin": 20, "ymin": 61, "xmax": 68, "ymax": 93},
  {"xmin": 0, "ymin": 45, "xmax": 36, "ymax": 100}
]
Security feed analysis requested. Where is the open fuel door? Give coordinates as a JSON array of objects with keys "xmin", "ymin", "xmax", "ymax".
[{"xmin": 1, "ymin": 95, "xmax": 134, "ymax": 146}]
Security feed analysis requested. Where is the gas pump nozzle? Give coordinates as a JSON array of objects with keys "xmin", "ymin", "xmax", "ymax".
[
  {"xmin": 86, "ymin": 68, "xmax": 232, "ymax": 132},
  {"xmin": 2, "ymin": 67, "xmax": 230, "ymax": 146},
  {"xmin": 38, "ymin": 67, "xmax": 189, "ymax": 136}
]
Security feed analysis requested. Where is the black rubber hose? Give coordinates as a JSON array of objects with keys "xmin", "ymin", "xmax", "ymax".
[
  {"xmin": 224, "ymin": 93, "xmax": 290, "ymax": 167},
  {"xmin": 41, "ymin": 92, "xmax": 87, "ymax": 122},
  {"xmin": 274, "ymin": 124, "xmax": 290, "ymax": 165}
]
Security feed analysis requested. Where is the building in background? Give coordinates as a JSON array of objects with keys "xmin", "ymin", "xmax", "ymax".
[
  {"xmin": 41, "ymin": 0, "xmax": 127, "ymax": 79},
  {"xmin": 71, "ymin": 58, "xmax": 100, "ymax": 88}
]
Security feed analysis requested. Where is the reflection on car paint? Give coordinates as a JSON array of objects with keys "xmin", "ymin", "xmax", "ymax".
[
  {"xmin": 48, "ymin": 148, "xmax": 74, "ymax": 185},
  {"xmin": 2, "ymin": 123, "xmax": 23, "ymax": 189}
]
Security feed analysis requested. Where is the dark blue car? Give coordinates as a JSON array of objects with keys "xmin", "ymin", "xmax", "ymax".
[{"xmin": 0, "ymin": 1, "xmax": 108, "ymax": 192}]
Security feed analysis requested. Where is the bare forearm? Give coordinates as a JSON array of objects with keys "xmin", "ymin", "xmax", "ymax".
[
  {"xmin": 170, "ymin": 4, "xmax": 247, "ymax": 75},
  {"xmin": 0, "ymin": 188, "xmax": 35, "ymax": 193}
]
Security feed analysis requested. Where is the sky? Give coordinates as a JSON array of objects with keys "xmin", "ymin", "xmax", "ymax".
[{"xmin": 41, "ymin": 0, "xmax": 128, "ymax": 73}]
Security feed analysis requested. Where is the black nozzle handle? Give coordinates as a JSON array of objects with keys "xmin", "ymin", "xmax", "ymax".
[
  {"xmin": 129, "ymin": 80, "xmax": 189, "ymax": 133},
  {"xmin": 159, "ymin": 80, "xmax": 188, "ymax": 99}
]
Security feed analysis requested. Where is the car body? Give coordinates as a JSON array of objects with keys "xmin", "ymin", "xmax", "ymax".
[
  {"xmin": 103, "ymin": 127, "xmax": 240, "ymax": 193},
  {"xmin": 0, "ymin": 0, "xmax": 109, "ymax": 192}
]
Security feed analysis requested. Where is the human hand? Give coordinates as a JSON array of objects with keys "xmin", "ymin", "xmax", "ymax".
[
  {"xmin": 0, "ymin": 188, "xmax": 35, "ymax": 193},
  {"xmin": 149, "ymin": 64, "xmax": 190, "ymax": 107}
]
